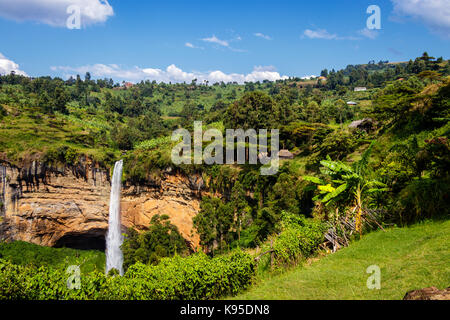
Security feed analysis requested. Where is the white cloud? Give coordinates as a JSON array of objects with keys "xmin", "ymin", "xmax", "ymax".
[
  {"xmin": 201, "ymin": 35, "xmax": 229, "ymax": 47},
  {"xmin": 200, "ymin": 34, "xmax": 246, "ymax": 52},
  {"xmin": 303, "ymin": 29, "xmax": 362, "ymax": 41},
  {"xmin": 51, "ymin": 63, "xmax": 289, "ymax": 84},
  {"xmin": 0, "ymin": 53, "xmax": 28, "ymax": 76},
  {"xmin": 185, "ymin": 42, "xmax": 203, "ymax": 49},
  {"xmin": 254, "ymin": 33, "xmax": 272, "ymax": 40},
  {"xmin": 301, "ymin": 75, "xmax": 317, "ymax": 80},
  {"xmin": 303, "ymin": 29, "xmax": 337, "ymax": 40},
  {"xmin": 0, "ymin": 0, "xmax": 114, "ymax": 27},
  {"xmin": 358, "ymin": 28, "xmax": 379, "ymax": 39},
  {"xmin": 391, "ymin": 0, "xmax": 450, "ymax": 37}
]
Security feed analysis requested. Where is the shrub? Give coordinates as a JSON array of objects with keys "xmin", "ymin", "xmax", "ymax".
[
  {"xmin": 121, "ymin": 215, "xmax": 190, "ymax": 271},
  {"xmin": 0, "ymin": 105, "xmax": 6, "ymax": 119},
  {"xmin": 391, "ymin": 177, "xmax": 450, "ymax": 225},
  {"xmin": 0, "ymin": 250, "xmax": 255, "ymax": 300},
  {"xmin": 43, "ymin": 146, "xmax": 80, "ymax": 166},
  {"xmin": 110, "ymin": 250, "xmax": 255, "ymax": 300},
  {"xmin": 272, "ymin": 212, "xmax": 327, "ymax": 268}
]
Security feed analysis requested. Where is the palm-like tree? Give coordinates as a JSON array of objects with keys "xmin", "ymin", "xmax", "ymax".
[{"xmin": 304, "ymin": 142, "xmax": 387, "ymax": 235}]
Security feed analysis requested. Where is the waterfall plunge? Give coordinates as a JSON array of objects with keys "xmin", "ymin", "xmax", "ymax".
[{"xmin": 106, "ymin": 160, "xmax": 124, "ymax": 276}]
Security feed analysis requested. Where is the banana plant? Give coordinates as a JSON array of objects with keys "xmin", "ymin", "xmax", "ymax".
[{"xmin": 303, "ymin": 142, "xmax": 388, "ymax": 235}]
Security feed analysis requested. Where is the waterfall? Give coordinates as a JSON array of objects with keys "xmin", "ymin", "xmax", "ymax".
[{"xmin": 106, "ymin": 160, "xmax": 124, "ymax": 276}]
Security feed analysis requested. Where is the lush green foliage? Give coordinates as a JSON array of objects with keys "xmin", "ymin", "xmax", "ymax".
[
  {"xmin": 0, "ymin": 241, "xmax": 105, "ymax": 274},
  {"xmin": 121, "ymin": 215, "xmax": 190, "ymax": 270},
  {"xmin": 271, "ymin": 212, "xmax": 327, "ymax": 269},
  {"xmin": 0, "ymin": 250, "xmax": 254, "ymax": 300},
  {"xmin": 0, "ymin": 53, "xmax": 449, "ymax": 300}
]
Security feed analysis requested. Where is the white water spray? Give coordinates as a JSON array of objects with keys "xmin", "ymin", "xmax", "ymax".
[{"xmin": 106, "ymin": 160, "xmax": 124, "ymax": 276}]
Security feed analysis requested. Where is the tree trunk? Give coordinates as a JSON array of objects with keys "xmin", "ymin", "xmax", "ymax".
[
  {"xmin": 238, "ymin": 217, "xmax": 241, "ymax": 242},
  {"xmin": 355, "ymin": 184, "xmax": 363, "ymax": 236}
]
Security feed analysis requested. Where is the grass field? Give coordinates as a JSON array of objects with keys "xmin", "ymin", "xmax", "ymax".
[
  {"xmin": 233, "ymin": 219, "xmax": 450, "ymax": 300},
  {"xmin": 0, "ymin": 105, "xmax": 116, "ymax": 164}
]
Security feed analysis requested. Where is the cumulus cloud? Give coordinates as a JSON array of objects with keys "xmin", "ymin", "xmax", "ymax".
[
  {"xmin": 0, "ymin": 0, "xmax": 114, "ymax": 27},
  {"xmin": 391, "ymin": 0, "xmax": 450, "ymax": 37},
  {"xmin": 51, "ymin": 63, "xmax": 289, "ymax": 84},
  {"xmin": 0, "ymin": 53, "xmax": 28, "ymax": 76},
  {"xmin": 254, "ymin": 33, "xmax": 272, "ymax": 40}
]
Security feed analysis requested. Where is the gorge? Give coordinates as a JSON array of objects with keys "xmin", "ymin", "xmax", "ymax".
[{"xmin": 0, "ymin": 159, "xmax": 203, "ymax": 253}]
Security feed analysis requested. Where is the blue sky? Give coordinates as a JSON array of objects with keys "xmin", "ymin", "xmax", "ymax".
[{"xmin": 0, "ymin": 0, "xmax": 449, "ymax": 83}]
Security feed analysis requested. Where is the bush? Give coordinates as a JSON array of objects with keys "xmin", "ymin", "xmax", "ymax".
[
  {"xmin": 121, "ymin": 215, "xmax": 190, "ymax": 270},
  {"xmin": 0, "ymin": 105, "xmax": 6, "ymax": 119},
  {"xmin": 43, "ymin": 146, "xmax": 80, "ymax": 166},
  {"xmin": 108, "ymin": 250, "xmax": 255, "ymax": 300},
  {"xmin": 391, "ymin": 177, "xmax": 450, "ymax": 225},
  {"xmin": 0, "ymin": 250, "xmax": 255, "ymax": 300},
  {"xmin": 271, "ymin": 213, "xmax": 327, "ymax": 268}
]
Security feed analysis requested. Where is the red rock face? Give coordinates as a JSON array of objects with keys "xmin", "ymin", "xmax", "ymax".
[
  {"xmin": 121, "ymin": 174, "xmax": 201, "ymax": 249},
  {"xmin": 0, "ymin": 162, "xmax": 202, "ymax": 251},
  {"xmin": 403, "ymin": 287, "xmax": 450, "ymax": 300}
]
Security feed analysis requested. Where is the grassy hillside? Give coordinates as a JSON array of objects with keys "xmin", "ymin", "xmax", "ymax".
[
  {"xmin": 0, "ymin": 54, "xmax": 448, "ymax": 300},
  {"xmin": 234, "ymin": 220, "xmax": 450, "ymax": 300}
]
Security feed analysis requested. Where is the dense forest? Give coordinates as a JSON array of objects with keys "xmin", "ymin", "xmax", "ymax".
[{"xmin": 0, "ymin": 52, "xmax": 449, "ymax": 300}]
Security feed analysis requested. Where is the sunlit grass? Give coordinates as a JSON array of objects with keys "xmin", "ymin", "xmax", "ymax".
[{"xmin": 233, "ymin": 220, "xmax": 450, "ymax": 300}]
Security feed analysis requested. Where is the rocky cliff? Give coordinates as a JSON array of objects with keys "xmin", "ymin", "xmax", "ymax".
[{"xmin": 0, "ymin": 160, "xmax": 203, "ymax": 251}]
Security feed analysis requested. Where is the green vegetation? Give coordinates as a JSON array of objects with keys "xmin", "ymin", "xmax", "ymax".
[
  {"xmin": 121, "ymin": 214, "xmax": 190, "ymax": 270},
  {"xmin": 0, "ymin": 52, "xmax": 449, "ymax": 300},
  {"xmin": 0, "ymin": 250, "xmax": 254, "ymax": 300},
  {"xmin": 268, "ymin": 212, "xmax": 327, "ymax": 270},
  {"xmin": 233, "ymin": 219, "xmax": 450, "ymax": 300},
  {"xmin": 304, "ymin": 142, "xmax": 388, "ymax": 235},
  {"xmin": 0, "ymin": 241, "xmax": 105, "ymax": 274}
]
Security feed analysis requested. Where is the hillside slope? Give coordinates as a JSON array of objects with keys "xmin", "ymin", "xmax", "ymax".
[{"xmin": 234, "ymin": 220, "xmax": 450, "ymax": 300}]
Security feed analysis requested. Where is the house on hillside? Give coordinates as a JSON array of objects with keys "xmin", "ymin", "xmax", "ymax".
[
  {"xmin": 113, "ymin": 82, "xmax": 134, "ymax": 90},
  {"xmin": 354, "ymin": 87, "xmax": 367, "ymax": 92},
  {"xmin": 124, "ymin": 82, "xmax": 134, "ymax": 89},
  {"xmin": 258, "ymin": 150, "xmax": 294, "ymax": 161},
  {"xmin": 349, "ymin": 118, "xmax": 374, "ymax": 132},
  {"xmin": 278, "ymin": 149, "xmax": 294, "ymax": 160},
  {"xmin": 347, "ymin": 101, "xmax": 357, "ymax": 106}
]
